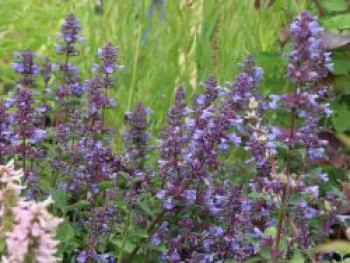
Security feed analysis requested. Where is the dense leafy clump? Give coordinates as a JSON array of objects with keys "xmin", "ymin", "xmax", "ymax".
[{"xmin": 0, "ymin": 11, "xmax": 347, "ymax": 263}]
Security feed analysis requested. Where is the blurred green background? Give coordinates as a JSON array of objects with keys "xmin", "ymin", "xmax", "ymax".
[{"xmin": 0, "ymin": 0, "xmax": 349, "ymax": 149}]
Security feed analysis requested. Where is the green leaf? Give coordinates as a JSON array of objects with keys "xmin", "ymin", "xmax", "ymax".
[
  {"xmin": 98, "ymin": 180, "xmax": 114, "ymax": 191},
  {"xmin": 56, "ymin": 221, "xmax": 75, "ymax": 242},
  {"xmin": 319, "ymin": 0, "xmax": 348, "ymax": 12},
  {"xmin": 130, "ymin": 227, "xmax": 149, "ymax": 239},
  {"xmin": 336, "ymin": 133, "xmax": 350, "ymax": 147},
  {"xmin": 332, "ymin": 103, "xmax": 350, "ymax": 132},
  {"xmin": 333, "ymin": 55, "xmax": 350, "ymax": 75},
  {"xmin": 247, "ymin": 192, "xmax": 265, "ymax": 200},
  {"xmin": 153, "ymin": 244, "xmax": 168, "ymax": 253},
  {"xmin": 289, "ymin": 253, "xmax": 305, "ymax": 263},
  {"xmin": 322, "ymin": 14, "xmax": 350, "ymax": 30},
  {"xmin": 66, "ymin": 200, "xmax": 90, "ymax": 212},
  {"xmin": 241, "ymin": 258, "xmax": 261, "ymax": 263},
  {"xmin": 264, "ymin": 226, "xmax": 277, "ymax": 237},
  {"xmin": 56, "ymin": 221, "xmax": 79, "ymax": 256},
  {"xmin": 335, "ymin": 76, "xmax": 350, "ymax": 94},
  {"xmin": 0, "ymin": 239, "xmax": 5, "ymax": 255},
  {"xmin": 112, "ymin": 239, "xmax": 136, "ymax": 253},
  {"xmin": 50, "ymin": 189, "xmax": 66, "ymax": 211},
  {"xmin": 136, "ymin": 200, "xmax": 153, "ymax": 217}
]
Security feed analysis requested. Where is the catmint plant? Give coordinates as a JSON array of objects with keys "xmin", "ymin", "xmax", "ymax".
[
  {"xmin": 158, "ymin": 86, "xmax": 189, "ymax": 180},
  {"xmin": 12, "ymin": 50, "xmax": 39, "ymax": 88},
  {"xmin": 8, "ymin": 50, "xmax": 46, "ymax": 182},
  {"xmin": 124, "ymin": 102, "xmax": 151, "ymax": 169},
  {"xmin": 55, "ymin": 13, "xmax": 84, "ymax": 103},
  {"xmin": 0, "ymin": 10, "xmax": 340, "ymax": 263},
  {"xmin": 265, "ymin": 11, "xmax": 334, "ymax": 258},
  {"xmin": 91, "ymin": 41, "xmax": 121, "ymax": 127}
]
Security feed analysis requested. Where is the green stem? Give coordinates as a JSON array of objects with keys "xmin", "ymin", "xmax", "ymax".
[
  {"xmin": 118, "ymin": 208, "xmax": 132, "ymax": 263},
  {"xmin": 275, "ymin": 85, "xmax": 297, "ymax": 248}
]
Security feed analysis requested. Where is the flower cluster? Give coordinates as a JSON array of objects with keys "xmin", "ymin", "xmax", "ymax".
[
  {"xmin": 11, "ymin": 50, "xmax": 39, "ymax": 87},
  {"xmin": 270, "ymin": 11, "xmax": 333, "ymax": 160},
  {"xmin": 158, "ymin": 86, "xmax": 188, "ymax": 179},
  {"xmin": 6, "ymin": 50, "xmax": 47, "ymax": 183},
  {"xmin": 0, "ymin": 160, "xmax": 62, "ymax": 263},
  {"xmin": 95, "ymin": 42, "xmax": 121, "ymax": 76},
  {"xmin": 55, "ymin": 13, "xmax": 83, "ymax": 104},
  {"xmin": 77, "ymin": 206, "xmax": 117, "ymax": 263},
  {"xmin": 56, "ymin": 13, "xmax": 83, "ymax": 56},
  {"xmin": 90, "ymin": 41, "xmax": 122, "ymax": 128},
  {"xmin": 6, "ymin": 198, "xmax": 63, "ymax": 263},
  {"xmin": 124, "ymin": 102, "xmax": 151, "ymax": 168},
  {"xmin": 256, "ymin": 11, "xmax": 335, "ymax": 257},
  {"xmin": 146, "ymin": 12, "xmax": 337, "ymax": 262},
  {"xmin": 0, "ymin": 160, "xmax": 23, "ymax": 222},
  {"xmin": 10, "ymin": 86, "xmax": 46, "ymax": 163}
]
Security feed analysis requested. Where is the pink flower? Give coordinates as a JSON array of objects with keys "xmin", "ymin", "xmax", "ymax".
[
  {"xmin": 6, "ymin": 198, "xmax": 63, "ymax": 262},
  {"xmin": 0, "ymin": 160, "xmax": 23, "ymax": 184},
  {"xmin": 0, "ymin": 160, "xmax": 63, "ymax": 262}
]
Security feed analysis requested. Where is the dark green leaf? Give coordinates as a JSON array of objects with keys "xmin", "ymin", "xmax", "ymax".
[{"xmin": 332, "ymin": 103, "xmax": 350, "ymax": 132}]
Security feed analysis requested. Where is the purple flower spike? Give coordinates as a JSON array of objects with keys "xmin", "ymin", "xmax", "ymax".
[
  {"xmin": 124, "ymin": 102, "xmax": 151, "ymax": 166},
  {"xmin": 12, "ymin": 50, "xmax": 39, "ymax": 87},
  {"xmin": 98, "ymin": 42, "xmax": 119, "ymax": 75},
  {"xmin": 61, "ymin": 13, "xmax": 81, "ymax": 44}
]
